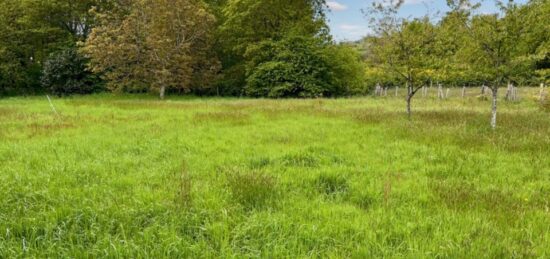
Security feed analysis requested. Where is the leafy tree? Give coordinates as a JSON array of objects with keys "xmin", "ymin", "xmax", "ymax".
[
  {"xmin": 216, "ymin": 0, "xmax": 328, "ymax": 95},
  {"xmin": 41, "ymin": 47, "xmax": 101, "ymax": 96},
  {"xmin": 244, "ymin": 36, "xmax": 330, "ymax": 98},
  {"xmin": 243, "ymin": 35, "xmax": 365, "ymax": 98},
  {"xmin": 0, "ymin": 0, "xmax": 107, "ymax": 95},
  {"xmin": 84, "ymin": 0, "xmax": 220, "ymax": 99},
  {"xmin": 453, "ymin": 1, "xmax": 528, "ymax": 128},
  {"xmin": 519, "ymin": 0, "xmax": 550, "ymax": 86},
  {"xmin": 326, "ymin": 43, "xmax": 368, "ymax": 95},
  {"xmin": 365, "ymin": 0, "xmax": 438, "ymax": 118}
]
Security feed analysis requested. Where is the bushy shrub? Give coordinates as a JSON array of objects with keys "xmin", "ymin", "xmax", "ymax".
[
  {"xmin": 325, "ymin": 43, "xmax": 368, "ymax": 95},
  {"xmin": 41, "ymin": 47, "xmax": 102, "ymax": 96},
  {"xmin": 244, "ymin": 35, "xmax": 365, "ymax": 98}
]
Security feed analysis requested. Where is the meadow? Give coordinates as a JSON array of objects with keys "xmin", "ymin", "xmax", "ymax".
[{"xmin": 0, "ymin": 89, "xmax": 549, "ymax": 257}]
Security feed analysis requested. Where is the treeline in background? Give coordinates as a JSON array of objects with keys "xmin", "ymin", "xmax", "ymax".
[{"xmin": 0, "ymin": 0, "xmax": 548, "ymax": 99}]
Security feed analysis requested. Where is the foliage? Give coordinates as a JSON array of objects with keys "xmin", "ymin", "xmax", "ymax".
[
  {"xmin": 243, "ymin": 36, "xmax": 365, "ymax": 98},
  {"xmin": 84, "ymin": 0, "xmax": 220, "ymax": 98},
  {"xmin": 41, "ymin": 47, "xmax": 102, "ymax": 96},
  {"xmin": 244, "ymin": 36, "xmax": 330, "ymax": 98},
  {"xmin": 326, "ymin": 43, "xmax": 368, "ymax": 95},
  {"xmin": 216, "ymin": 0, "xmax": 329, "ymax": 95},
  {"xmin": 0, "ymin": 0, "xmax": 106, "ymax": 95},
  {"xmin": 365, "ymin": 1, "xmax": 438, "ymax": 117}
]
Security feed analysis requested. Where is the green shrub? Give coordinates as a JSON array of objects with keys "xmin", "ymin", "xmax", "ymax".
[
  {"xmin": 41, "ymin": 47, "xmax": 102, "ymax": 96},
  {"xmin": 244, "ymin": 35, "xmax": 365, "ymax": 98}
]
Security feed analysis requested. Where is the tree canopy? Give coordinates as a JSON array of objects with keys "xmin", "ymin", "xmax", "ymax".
[{"xmin": 0, "ymin": 0, "xmax": 548, "ymax": 103}]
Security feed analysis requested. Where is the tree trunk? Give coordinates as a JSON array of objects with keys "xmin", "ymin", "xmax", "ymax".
[
  {"xmin": 491, "ymin": 87, "xmax": 498, "ymax": 129},
  {"xmin": 159, "ymin": 85, "xmax": 166, "ymax": 100},
  {"xmin": 406, "ymin": 81, "xmax": 414, "ymax": 119},
  {"xmin": 406, "ymin": 94, "xmax": 412, "ymax": 119},
  {"xmin": 505, "ymin": 82, "xmax": 512, "ymax": 101}
]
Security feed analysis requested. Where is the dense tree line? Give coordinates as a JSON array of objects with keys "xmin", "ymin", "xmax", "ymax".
[
  {"xmin": 0, "ymin": 0, "xmax": 107, "ymax": 95},
  {"xmin": 0, "ymin": 0, "xmax": 547, "ymax": 106},
  {"xmin": 0, "ymin": 0, "xmax": 365, "ymax": 98}
]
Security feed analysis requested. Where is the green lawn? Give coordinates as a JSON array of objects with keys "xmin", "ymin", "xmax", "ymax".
[{"xmin": 0, "ymin": 92, "xmax": 549, "ymax": 257}]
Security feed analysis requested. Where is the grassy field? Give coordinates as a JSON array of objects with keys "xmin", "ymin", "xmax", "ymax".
[{"xmin": 0, "ymin": 90, "xmax": 549, "ymax": 257}]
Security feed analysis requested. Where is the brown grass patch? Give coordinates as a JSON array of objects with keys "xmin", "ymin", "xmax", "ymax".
[
  {"xmin": 26, "ymin": 121, "xmax": 76, "ymax": 137},
  {"xmin": 192, "ymin": 111, "xmax": 250, "ymax": 125},
  {"xmin": 429, "ymin": 180, "xmax": 538, "ymax": 216},
  {"xmin": 0, "ymin": 107, "xmax": 19, "ymax": 118}
]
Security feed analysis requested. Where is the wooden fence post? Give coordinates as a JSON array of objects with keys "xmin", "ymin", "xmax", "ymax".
[{"xmin": 541, "ymin": 83, "xmax": 546, "ymax": 102}]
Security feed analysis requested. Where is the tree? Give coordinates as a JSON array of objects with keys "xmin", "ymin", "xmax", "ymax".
[
  {"xmin": 518, "ymin": 0, "xmax": 550, "ymax": 86},
  {"xmin": 0, "ymin": 0, "xmax": 107, "ymax": 95},
  {"xmin": 454, "ymin": 1, "xmax": 527, "ymax": 129},
  {"xmin": 216, "ymin": 0, "xmax": 328, "ymax": 95},
  {"xmin": 243, "ymin": 35, "xmax": 365, "ymax": 98},
  {"xmin": 84, "ymin": 0, "xmax": 220, "ymax": 99},
  {"xmin": 365, "ymin": 0, "xmax": 437, "ymax": 118},
  {"xmin": 41, "ymin": 47, "xmax": 102, "ymax": 96}
]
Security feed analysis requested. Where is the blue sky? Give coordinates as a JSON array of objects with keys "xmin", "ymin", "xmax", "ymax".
[{"xmin": 326, "ymin": 0, "xmax": 529, "ymax": 41}]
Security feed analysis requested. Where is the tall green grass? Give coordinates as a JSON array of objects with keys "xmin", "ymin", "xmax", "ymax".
[{"xmin": 0, "ymin": 90, "xmax": 548, "ymax": 257}]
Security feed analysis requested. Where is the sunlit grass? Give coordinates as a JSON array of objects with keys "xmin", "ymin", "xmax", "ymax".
[{"xmin": 0, "ymin": 89, "xmax": 548, "ymax": 257}]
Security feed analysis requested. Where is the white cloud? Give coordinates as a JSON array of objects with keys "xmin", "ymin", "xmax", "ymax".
[
  {"xmin": 337, "ymin": 23, "xmax": 371, "ymax": 41},
  {"xmin": 404, "ymin": 0, "xmax": 425, "ymax": 4},
  {"xmin": 327, "ymin": 1, "xmax": 348, "ymax": 11},
  {"xmin": 339, "ymin": 24, "xmax": 362, "ymax": 31},
  {"xmin": 378, "ymin": 0, "xmax": 426, "ymax": 7}
]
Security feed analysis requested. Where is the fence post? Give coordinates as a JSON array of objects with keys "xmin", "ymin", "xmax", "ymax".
[
  {"xmin": 505, "ymin": 82, "xmax": 512, "ymax": 101},
  {"xmin": 541, "ymin": 83, "xmax": 546, "ymax": 103}
]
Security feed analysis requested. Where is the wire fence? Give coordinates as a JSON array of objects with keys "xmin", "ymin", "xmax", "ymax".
[{"xmin": 372, "ymin": 85, "xmax": 547, "ymax": 102}]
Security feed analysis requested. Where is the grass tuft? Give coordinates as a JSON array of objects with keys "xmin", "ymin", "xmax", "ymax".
[
  {"xmin": 314, "ymin": 173, "xmax": 349, "ymax": 197},
  {"xmin": 226, "ymin": 169, "xmax": 278, "ymax": 210}
]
